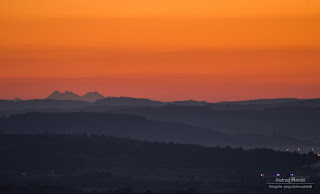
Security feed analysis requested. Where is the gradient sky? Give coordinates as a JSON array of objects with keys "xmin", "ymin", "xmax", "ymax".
[{"xmin": 0, "ymin": 0, "xmax": 320, "ymax": 102}]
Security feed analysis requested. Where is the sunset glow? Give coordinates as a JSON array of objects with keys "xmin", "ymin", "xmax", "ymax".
[{"xmin": 1, "ymin": 0, "xmax": 320, "ymax": 101}]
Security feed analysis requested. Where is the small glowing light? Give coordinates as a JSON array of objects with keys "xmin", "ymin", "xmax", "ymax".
[
  {"xmin": 297, "ymin": 148, "xmax": 300, "ymax": 151},
  {"xmin": 276, "ymin": 173, "xmax": 280, "ymax": 177},
  {"xmin": 290, "ymin": 173, "xmax": 294, "ymax": 176},
  {"xmin": 260, "ymin": 173, "xmax": 264, "ymax": 177},
  {"xmin": 317, "ymin": 153, "xmax": 320, "ymax": 157},
  {"xmin": 312, "ymin": 148, "xmax": 314, "ymax": 151},
  {"xmin": 286, "ymin": 148, "xmax": 289, "ymax": 151}
]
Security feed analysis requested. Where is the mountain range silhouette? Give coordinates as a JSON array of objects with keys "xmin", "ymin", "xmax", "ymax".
[{"xmin": 46, "ymin": 90, "xmax": 104, "ymax": 102}]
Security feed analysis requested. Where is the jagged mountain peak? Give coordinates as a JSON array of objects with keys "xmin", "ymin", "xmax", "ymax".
[
  {"xmin": 52, "ymin": 90, "xmax": 61, "ymax": 94},
  {"xmin": 82, "ymin": 91, "xmax": 105, "ymax": 102},
  {"xmin": 84, "ymin": 91, "xmax": 101, "ymax": 95},
  {"xmin": 46, "ymin": 90, "xmax": 104, "ymax": 102}
]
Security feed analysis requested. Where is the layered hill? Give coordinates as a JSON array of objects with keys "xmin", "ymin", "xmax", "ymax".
[
  {"xmin": 0, "ymin": 112, "xmax": 312, "ymax": 146},
  {"xmin": 1, "ymin": 94, "xmax": 320, "ymax": 142}
]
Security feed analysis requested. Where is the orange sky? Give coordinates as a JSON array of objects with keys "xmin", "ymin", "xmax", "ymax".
[{"xmin": 0, "ymin": 0, "xmax": 320, "ymax": 102}]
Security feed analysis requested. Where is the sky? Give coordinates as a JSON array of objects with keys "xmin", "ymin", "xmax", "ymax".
[{"xmin": 0, "ymin": 0, "xmax": 320, "ymax": 102}]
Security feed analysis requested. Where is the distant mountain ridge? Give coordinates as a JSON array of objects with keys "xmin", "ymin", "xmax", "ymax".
[
  {"xmin": 1, "ymin": 93, "xmax": 320, "ymax": 112},
  {"xmin": 218, "ymin": 98, "xmax": 301, "ymax": 105},
  {"xmin": 9, "ymin": 90, "xmax": 319, "ymax": 106},
  {"xmin": 94, "ymin": 97, "xmax": 164, "ymax": 106},
  {"xmin": 46, "ymin": 90, "xmax": 104, "ymax": 102}
]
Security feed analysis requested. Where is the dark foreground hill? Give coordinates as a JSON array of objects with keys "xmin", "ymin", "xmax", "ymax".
[
  {"xmin": 0, "ymin": 112, "xmax": 312, "ymax": 147},
  {"xmin": 0, "ymin": 133, "xmax": 319, "ymax": 193}
]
